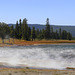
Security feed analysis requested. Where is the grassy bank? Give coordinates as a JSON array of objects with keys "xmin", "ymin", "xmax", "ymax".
[{"xmin": 0, "ymin": 38, "xmax": 75, "ymax": 47}]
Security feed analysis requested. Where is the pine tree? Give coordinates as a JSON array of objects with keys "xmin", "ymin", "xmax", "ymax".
[
  {"xmin": 61, "ymin": 30, "xmax": 67, "ymax": 39},
  {"xmin": 10, "ymin": 25, "xmax": 14, "ymax": 38},
  {"xmin": 41, "ymin": 29, "xmax": 45, "ymax": 39},
  {"xmin": 19, "ymin": 19, "xmax": 22, "ymax": 39},
  {"xmin": 36, "ymin": 29, "xmax": 40, "ymax": 39},
  {"xmin": 51, "ymin": 27, "xmax": 53, "ymax": 39},
  {"xmin": 45, "ymin": 18, "xmax": 50, "ymax": 39},
  {"xmin": 10, "ymin": 25, "xmax": 15, "ymax": 43},
  {"xmin": 67, "ymin": 32, "xmax": 72, "ymax": 40},
  {"xmin": 22, "ymin": 18, "xmax": 28, "ymax": 40},
  {"xmin": 59, "ymin": 28, "xmax": 61, "ymax": 39},
  {"xmin": 31, "ymin": 27, "xmax": 36, "ymax": 41},
  {"xmin": 15, "ymin": 21, "xmax": 19, "ymax": 39},
  {"xmin": 0, "ymin": 23, "xmax": 10, "ymax": 43},
  {"xmin": 55, "ymin": 30, "xmax": 59, "ymax": 39},
  {"xmin": 38, "ymin": 30, "xmax": 42, "ymax": 40},
  {"xmin": 28, "ymin": 27, "xmax": 31, "ymax": 41}
]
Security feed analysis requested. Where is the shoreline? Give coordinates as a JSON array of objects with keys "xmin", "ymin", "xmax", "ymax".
[
  {"xmin": 0, "ymin": 68, "xmax": 75, "ymax": 75},
  {"xmin": 0, "ymin": 40, "xmax": 75, "ymax": 75},
  {"xmin": 0, "ymin": 39, "xmax": 75, "ymax": 47},
  {"xmin": 0, "ymin": 43, "xmax": 75, "ymax": 47}
]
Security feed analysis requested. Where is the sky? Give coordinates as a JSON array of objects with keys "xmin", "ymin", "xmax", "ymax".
[{"xmin": 0, "ymin": 0, "xmax": 75, "ymax": 25}]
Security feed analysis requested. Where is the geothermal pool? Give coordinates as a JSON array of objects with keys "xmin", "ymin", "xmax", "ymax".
[{"xmin": 0, "ymin": 44, "xmax": 75, "ymax": 69}]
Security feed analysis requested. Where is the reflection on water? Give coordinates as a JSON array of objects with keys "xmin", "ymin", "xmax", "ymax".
[{"xmin": 0, "ymin": 44, "xmax": 75, "ymax": 69}]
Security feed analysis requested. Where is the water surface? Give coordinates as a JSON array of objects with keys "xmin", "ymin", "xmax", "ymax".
[{"xmin": 0, "ymin": 44, "xmax": 75, "ymax": 69}]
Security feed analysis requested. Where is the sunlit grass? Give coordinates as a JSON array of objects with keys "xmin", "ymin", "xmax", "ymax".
[{"xmin": 0, "ymin": 38, "xmax": 75, "ymax": 47}]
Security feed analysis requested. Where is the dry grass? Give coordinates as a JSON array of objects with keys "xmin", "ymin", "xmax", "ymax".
[
  {"xmin": 0, "ymin": 38, "xmax": 75, "ymax": 47},
  {"xmin": 66, "ymin": 67, "xmax": 75, "ymax": 70},
  {"xmin": 0, "ymin": 68, "xmax": 75, "ymax": 75}
]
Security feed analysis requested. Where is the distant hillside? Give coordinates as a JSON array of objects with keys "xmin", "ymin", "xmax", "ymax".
[{"xmin": 8, "ymin": 24, "xmax": 75, "ymax": 37}]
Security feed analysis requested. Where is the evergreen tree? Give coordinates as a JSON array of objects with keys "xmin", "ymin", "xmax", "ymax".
[
  {"xmin": 0, "ymin": 23, "xmax": 10, "ymax": 43},
  {"xmin": 41, "ymin": 29, "xmax": 45, "ymax": 39},
  {"xmin": 31, "ymin": 27, "xmax": 36, "ymax": 41},
  {"xmin": 59, "ymin": 28, "xmax": 61, "ymax": 39},
  {"xmin": 55, "ymin": 30, "xmax": 59, "ymax": 39},
  {"xmin": 28, "ymin": 27, "xmax": 31, "ymax": 40},
  {"xmin": 10, "ymin": 25, "xmax": 15, "ymax": 43},
  {"xmin": 45, "ymin": 18, "xmax": 50, "ymax": 39},
  {"xmin": 22, "ymin": 18, "xmax": 28, "ymax": 40},
  {"xmin": 38, "ymin": 30, "xmax": 43, "ymax": 40},
  {"xmin": 37, "ymin": 29, "xmax": 45, "ymax": 40},
  {"xmin": 19, "ymin": 19, "xmax": 21, "ymax": 27},
  {"xmin": 10, "ymin": 25, "xmax": 14, "ymax": 38},
  {"xmin": 0, "ymin": 18, "xmax": 73, "ymax": 41},
  {"xmin": 19, "ymin": 19, "xmax": 22, "ymax": 39},
  {"xmin": 15, "ymin": 21, "xmax": 19, "ymax": 39},
  {"xmin": 61, "ymin": 30, "xmax": 67, "ymax": 39},
  {"xmin": 36, "ymin": 29, "xmax": 40, "ymax": 39},
  {"xmin": 53, "ymin": 32, "xmax": 56, "ymax": 39},
  {"xmin": 51, "ymin": 27, "xmax": 53, "ymax": 39},
  {"xmin": 67, "ymin": 32, "xmax": 72, "ymax": 40}
]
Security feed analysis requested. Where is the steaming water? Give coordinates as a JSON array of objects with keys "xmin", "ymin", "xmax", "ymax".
[{"xmin": 0, "ymin": 44, "xmax": 75, "ymax": 69}]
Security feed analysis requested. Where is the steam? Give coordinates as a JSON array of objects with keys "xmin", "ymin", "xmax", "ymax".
[{"xmin": 0, "ymin": 45, "xmax": 75, "ymax": 69}]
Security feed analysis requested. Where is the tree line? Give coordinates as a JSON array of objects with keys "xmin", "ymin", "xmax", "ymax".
[{"xmin": 0, "ymin": 18, "xmax": 72, "ymax": 42}]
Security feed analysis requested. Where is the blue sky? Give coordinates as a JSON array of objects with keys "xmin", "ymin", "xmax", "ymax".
[{"xmin": 0, "ymin": 0, "xmax": 75, "ymax": 25}]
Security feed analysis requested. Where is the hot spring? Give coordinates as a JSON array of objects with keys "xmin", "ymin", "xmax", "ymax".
[{"xmin": 0, "ymin": 44, "xmax": 75, "ymax": 69}]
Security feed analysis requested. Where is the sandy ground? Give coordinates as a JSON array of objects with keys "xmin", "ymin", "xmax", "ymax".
[{"xmin": 0, "ymin": 68, "xmax": 75, "ymax": 75}]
